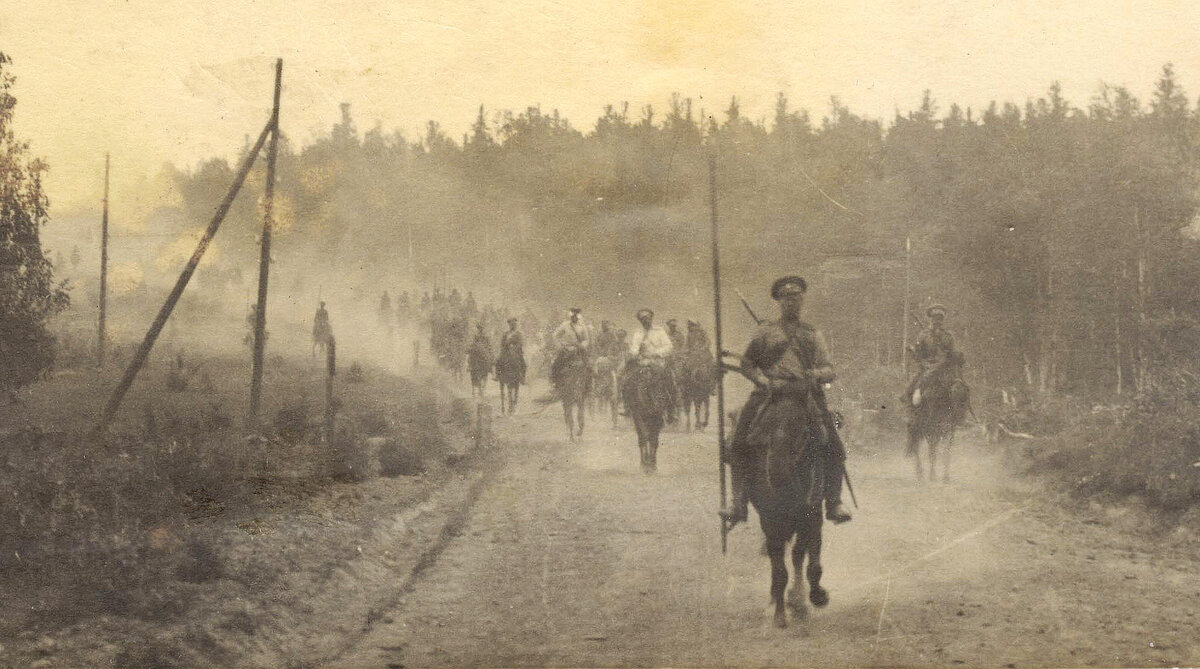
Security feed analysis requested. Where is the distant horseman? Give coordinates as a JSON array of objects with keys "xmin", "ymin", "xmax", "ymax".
[
  {"xmin": 551, "ymin": 307, "xmax": 594, "ymax": 390},
  {"xmin": 904, "ymin": 304, "xmax": 958, "ymax": 407},
  {"xmin": 312, "ymin": 301, "xmax": 333, "ymax": 357}
]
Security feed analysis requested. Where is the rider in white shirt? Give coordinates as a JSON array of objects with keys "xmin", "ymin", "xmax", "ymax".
[{"xmin": 628, "ymin": 308, "xmax": 673, "ymax": 365}]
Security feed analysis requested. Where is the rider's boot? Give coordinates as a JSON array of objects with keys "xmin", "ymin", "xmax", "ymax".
[
  {"xmin": 720, "ymin": 461, "xmax": 750, "ymax": 526},
  {"xmin": 824, "ymin": 456, "xmax": 852, "ymax": 524}
]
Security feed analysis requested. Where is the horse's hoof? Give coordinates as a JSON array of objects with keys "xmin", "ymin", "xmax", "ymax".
[
  {"xmin": 809, "ymin": 586, "xmax": 829, "ymax": 608},
  {"xmin": 773, "ymin": 611, "xmax": 788, "ymax": 629},
  {"xmin": 786, "ymin": 588, "xmax": 808, "ymax": 618}
]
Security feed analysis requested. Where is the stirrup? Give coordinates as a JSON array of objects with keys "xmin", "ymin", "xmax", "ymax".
[{"xmin": 719, "ymin": 506, "xmax": 747, "ymax": 526}]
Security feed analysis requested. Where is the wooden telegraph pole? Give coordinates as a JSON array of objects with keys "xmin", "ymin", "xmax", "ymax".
[
  {"xmin": 249, "ymin": 58, "xmax": 283, "ymax": 422},
  {"xmin": 96, "ymin": 122, "xmax": 272, "ymax": 433},
  {"xmin": 98, "ymin": 153, "xmax": 110, "ymax": 368}
]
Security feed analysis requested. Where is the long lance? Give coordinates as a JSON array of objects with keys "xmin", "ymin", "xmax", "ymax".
[{"xmin": 709, "ymin": 155, "xmax": 730, "ymax": 554}]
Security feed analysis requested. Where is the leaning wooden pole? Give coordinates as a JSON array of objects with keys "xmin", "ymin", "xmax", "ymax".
[
  {"xmin": 94, "ymin": 120, "xmax": 273, "ymax": 434},
  {"xmin": 710, "ymin": 154, "xmax": 729, "ymax": 554},
  {"xmin": 98, "ymin": 153, "xmax": 110, "ymax": 368},
  {"xmin": 250, "ymin": 58, "xmax": 283, "ymax": 422}
]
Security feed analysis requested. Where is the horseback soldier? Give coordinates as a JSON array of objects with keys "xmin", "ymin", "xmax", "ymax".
[
  {"xmin": 628, "ymin": 308, "xmax": 673, "ymax": 365},
  {"xmin": 312, "ymin": 301, "xmax": 332, "ymax": 357},
  {"xmin": 722, "ymin": 276, "xmax": 852, "ymax": 526},
  {"xmin": 685, "ymin": 319, "xmax": 711, "ymax": 357},
  {"xmin": 551, "ymin": 307, "xmax": 593, "ymax": 388},
  {"xmin": 904, "ymin": 304, "xmax": 958, "ymax": 406},
  {"xmin": 623, "ymin": 308, "xmax": 675, "ymax": 419},
  {"xmin": 665, "ymin": 319, "xmax": 686, "ymax": 353},
  {"xmin": 498, "ymin": 317, "xmax": 527, "ymax": 384},
  {"xmin": 470, "ymin": 322, "xmax": 493, "ymax": 359},
  {"xmin": 595, "ymin": 320, "xmax": 618, "ymax": 360}
]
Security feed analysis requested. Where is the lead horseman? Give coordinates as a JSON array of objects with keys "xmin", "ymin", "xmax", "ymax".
[{"xmin": 722, "ymin": 276, "xmax": 852, "ymax": 526}]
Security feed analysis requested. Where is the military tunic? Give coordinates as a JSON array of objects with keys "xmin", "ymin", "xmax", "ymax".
[{"xmin": 730, "ymin": 318, "xmax": 835, "ymax": 460}]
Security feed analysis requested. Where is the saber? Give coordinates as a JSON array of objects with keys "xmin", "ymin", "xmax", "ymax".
[{"xmin": 734, "ymin": 288, "xmax": 761, "ymax": 325}]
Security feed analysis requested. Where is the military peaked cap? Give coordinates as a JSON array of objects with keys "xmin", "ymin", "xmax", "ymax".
[{"xmin": 771, "ymin": 276, "xmax": 808, "ymax": 299}]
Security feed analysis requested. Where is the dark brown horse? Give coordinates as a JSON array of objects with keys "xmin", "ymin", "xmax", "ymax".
[
  {"xmin": 467, "ymin": 338, "xmax": 493, "ymax": 400},
  {"xmin": 735, "ymin": 381, "xmax": 830, "ymax": 629},
  {"xmin": 591, "ymin": 355, "xmax": 620, "ymax": 427},
  {"xmin": 907, "ymin": 352, "xmax": 970, "ymax": 482},
  {"xmin": 622, "ymin": 363, "xmax": 672, "ymax": 474},
  {"xmin": 679, "ymin": 351, "xmax": 716, "ymax": 431},
  {"xmin": 557, "ymin": 352, "xmax": 591, "ymax": 441},
  {"xmin": 494, "ymin": 343, "xmax": 526, "ymax": 415}
]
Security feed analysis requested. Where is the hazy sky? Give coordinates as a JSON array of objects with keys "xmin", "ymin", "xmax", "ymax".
[{"xmin": 5, "ymin": 0, "xmax": 1200, "ymax": 219}]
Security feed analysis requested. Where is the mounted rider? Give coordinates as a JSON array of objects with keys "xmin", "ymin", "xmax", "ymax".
[
  {"xmin": 904, "ymin": 304, "xmax": 959, "ymax": 407},
  {"xmin": 622, "ymin": 308, "xmax": 675, "ymax": 417},
  {"xmin": 665, "ymin": 319, "xmax": 686, "ymax": 353},
  {"xmin": 469, "ymin": 322, "xmax": 494, "ymax": 361},
  {"xmin": 497, "ymin": 316, "xmax": 527, "ymax": 384},
  {"xmin": 551, "ymin": 307, "xmax": 594, "ymax": 389},
  {"xmin": 595, "ymin": 320, "xmax": 618, "ymax": 360},
  {"xmin": 722, "ymin": 276, "xmax": 853, "ymax": 526},
  {"xmin": 685, "ymin": 320, "xmax": 711, "ymax": 358},
  {"xmin": 312, "ymin": 301, "xmax": 333, "ymax": 356}
]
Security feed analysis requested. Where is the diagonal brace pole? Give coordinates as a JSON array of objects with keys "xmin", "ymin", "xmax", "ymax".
[{"xmin": 95, "ymin": 119, "xmax": 273, "ymax": 434}]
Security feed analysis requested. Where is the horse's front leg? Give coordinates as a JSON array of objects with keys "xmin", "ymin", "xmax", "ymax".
[
  {"xmin": 646, "ymin": 417, "xmax": 662, "ymax": 473},
  {"xmin": 767, "ymin": 536, "xmax": 790, "ymax": 628},
  {"xmin": 787, "ymin": 530, "xmax": 809, "ymax": 620},
  {"xmin": 633, "ymin": 417, "xmax": 648, "ymax": 471},
  {"xmin": 928, "ymin": 435, "xmax": 938, "ymax": 482},
  {"xmin": 908, "ymin": 428, "xmax": 924, "ymax": 481},
  {"xmin": 563, "ymin": 401, "xmax": 575, "ymax": 442},
  {"xmin": 943, "ymin": 429, "xmax": 953, "ymax": 483},
  {"xmin": 575, "ymin": 401, "xmax": 585, "ymax": 438},
  {"xmin": 805, "ymin": 507, "xmax": 828, "ymax": 608}
]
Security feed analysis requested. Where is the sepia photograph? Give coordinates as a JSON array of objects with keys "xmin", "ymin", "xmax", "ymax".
[{"xmin": 0, "ymin": 1, "xmax": 1198, "ymax": 667}]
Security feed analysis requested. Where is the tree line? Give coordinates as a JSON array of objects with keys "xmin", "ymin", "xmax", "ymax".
[{"xmin": 7, "ymin": 51, "xmax": 1200, "ymax": 399}]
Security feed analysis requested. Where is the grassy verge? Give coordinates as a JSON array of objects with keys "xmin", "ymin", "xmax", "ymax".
[{"xmin": 0, "ymin": 343, "xmax": 479, "ymax": 666}]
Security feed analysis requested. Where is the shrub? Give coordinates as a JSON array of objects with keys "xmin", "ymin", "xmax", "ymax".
[
  {"xmin": 378, "ymin": 438, "xmax": 426, "ymax": 477},
  {"xmin": 274, "ymin": 401, "xmax": 310, "ymax": 444},
  {"xmin": 328, "ymin": 423, "xmax": 371, "ymax": 481},
  {"xmin": 1040, "ymin": 368, "xmax": 1200, "ymax": 511}
]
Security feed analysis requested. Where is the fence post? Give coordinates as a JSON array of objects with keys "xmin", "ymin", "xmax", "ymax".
[{"xmin": 325, "ymin": 337, "xmax": 337, "ymax": 445}]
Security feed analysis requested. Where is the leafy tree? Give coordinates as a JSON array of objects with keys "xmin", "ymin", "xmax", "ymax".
[{"xmin": 0, "ymin": 53, "xmax": 69, "ymax": 394}]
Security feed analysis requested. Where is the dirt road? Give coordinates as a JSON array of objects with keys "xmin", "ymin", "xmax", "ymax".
[{"xmin": 336, "ymin": 402, "xmax": 1198, "ymax": 668}]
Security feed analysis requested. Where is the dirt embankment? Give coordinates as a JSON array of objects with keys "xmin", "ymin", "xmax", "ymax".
[{"xmin": 0, "ymin": 351, "xmax": 500, "ymax": 669}]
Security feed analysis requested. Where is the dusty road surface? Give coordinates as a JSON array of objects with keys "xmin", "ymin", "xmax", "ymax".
[{"xmin": 336, "ymin": 400, "xmax": 1199, "ymax": 668}]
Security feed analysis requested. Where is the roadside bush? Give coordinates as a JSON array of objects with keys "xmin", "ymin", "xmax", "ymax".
[
  {"xmin": 1039, "ymin": 368, "xmax": 1200, "ymax": 511},
  {"xmin": 378, "ymin": 438, "xmax": 426, "ymax": 477},
  {"xmin": 355, "ymin": 408, "xmax": 391, "ymax": 437},
  {"xmin": 329, "ymin": 423, "xmax": 372, "ymax": 481},
  {"xmin": 274, "ymin": 401, "xmax": 310, "ymax": 444},
  {"xmin": 0, "ymin": 428, "xmax": 247, "ymax": 622}
]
